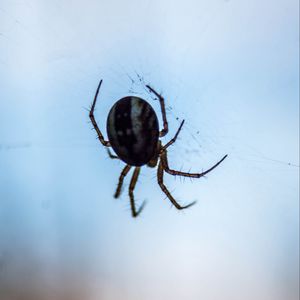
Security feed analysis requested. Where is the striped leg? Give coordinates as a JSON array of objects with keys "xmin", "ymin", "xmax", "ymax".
[
  {"xmin": 114, "ymin": 165, "xmax": 131, "ymax": 198},
  {"xmin": 129, "ymin": 167, "xmax": 146, "ymax": 217},
  {"xmin": 161, "ymin": 151, "xmax": 228, "ymax": 178},
  {"xmin": 162, "ymin": 120, "xmax": 185, "ymax": 151},
  {"xmin": 146, "ymin": 85, "xmax": 169, "ymax": 137},
  {"xmin": 89, "ymin": 79, "xmax": 111, "ymax": 147},
  {"xmin": 157, "ymin": 160, "xmax": 196, "ymax": 210}
]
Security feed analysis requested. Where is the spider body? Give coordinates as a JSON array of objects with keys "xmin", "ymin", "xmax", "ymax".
[
  {"xmin": 107, "ymin": 97, "xmax": 159, "ymax": 166},
  {"xmin": 89, "ymin": 79, "xmax": 227, "ymax": 217}
]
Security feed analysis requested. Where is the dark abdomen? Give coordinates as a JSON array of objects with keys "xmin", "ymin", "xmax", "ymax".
[{"xmin": 106, "ymin": 97, "xmax": 159, "ymax": 166}]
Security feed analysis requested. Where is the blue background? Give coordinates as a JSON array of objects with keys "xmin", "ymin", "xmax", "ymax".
[{"xmin": 0, "ymin": 1, "xmax": 299, "ymax": 299}]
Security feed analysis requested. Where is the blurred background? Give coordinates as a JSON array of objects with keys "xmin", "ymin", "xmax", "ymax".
[{"xmin": 0, "ymin": 0, "xmax": 299, "ymax": 299}]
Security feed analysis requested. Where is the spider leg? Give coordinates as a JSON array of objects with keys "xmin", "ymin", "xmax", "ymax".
[
  {"xmin": 161, "ymin": 150, "xmax": 227, "ymax": 178},
  {"xmin": 89, "ymin": 79, "xmax": 111, "ymax": 147},
  {"xmin": 146, "ymin": 85, "xmax": 168, "ymax": 137},
  {"xmin": 157, "ymin": 160, "xmax": 196, "ymax": 210},
  {"xmin": 107, "ymin": 148, "xmax": 119, "ymax": 160},
  {"xmin": 162, "ymin": 120, "xmax": 185, "ymax": 151},
  {"xmin": 114, "ymin": 165, "xmax": 131, "ymax": 198},
  {"xmin": 129, "ymin": 167, "xmax": 146, "ymax": 217}
]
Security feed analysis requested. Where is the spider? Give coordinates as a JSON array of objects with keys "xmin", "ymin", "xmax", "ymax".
[{"xmin": 89, "ymin": 79, "xmax": 227, "ymax": 217}]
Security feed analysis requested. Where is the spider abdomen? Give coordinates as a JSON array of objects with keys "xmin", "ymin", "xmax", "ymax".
[{"xmin": 106, "ymin": 96, "xmax": 159, "ymax": 166}]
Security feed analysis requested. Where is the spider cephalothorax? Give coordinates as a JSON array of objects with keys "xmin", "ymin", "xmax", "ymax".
[{"xmin": 89, "ymin": 80, "xmax": 227, "ymax": 217}]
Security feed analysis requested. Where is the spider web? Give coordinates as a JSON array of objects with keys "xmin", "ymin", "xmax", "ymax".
[
  {"xmin": 0, "ymin": 1, "xmax": 298, "ymax": 172},
  {"xmin": 0, "ymin": 1, "xmax": 299, "ymax": 300}
]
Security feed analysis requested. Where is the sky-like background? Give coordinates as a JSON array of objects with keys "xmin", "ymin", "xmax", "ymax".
[{"xmin": 0, "ymin": 1, "xmax": 299, "ymax": 299}]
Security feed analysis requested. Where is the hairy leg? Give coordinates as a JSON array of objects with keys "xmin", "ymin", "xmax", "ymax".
[
  {"xmin": 157, "ymin": 160, "xmax": 196, "ymax": 210},
  {"xmin": 146, "ymin": 85, "xmax": 169, "ymax": 137},
  {"xmin": 161, "ymin": 151, "xmax": 228, "ymax": 178},
  {"xmin": 129, "ymin": 167, "xmax": 146, "ymax": 217},
  {"xmin": 114, "ymin": 165, "xmax": 131, "ymax": 198},
  {"xmin": 162, "ymin": 120, "xmax": 184, "ymax": 151},
  {"xmin": 89, "ymin": 79, "xmax": 111, "ymax": 147}
]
